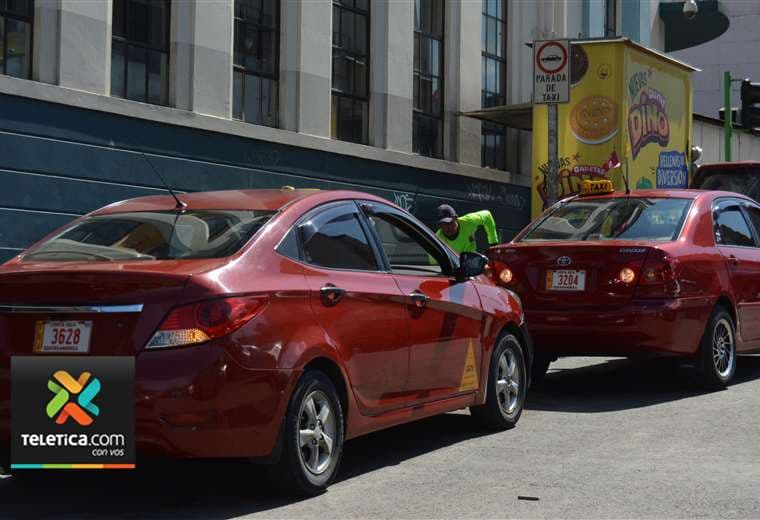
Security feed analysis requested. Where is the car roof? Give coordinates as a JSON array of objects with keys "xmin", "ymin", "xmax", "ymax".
[
  {"xmin": 574, "ymin": 189, "xmax": 702, "ymax": 200},
  {"xmin": 696, "ymin": 161, "xmax": 760, "ymax": 171},
  {"xmin": 89, "ymin": 188, "xmax": 380, "ymax": 215},
  {"xmin": 572, "ymin": 189, "xmax": 757, "ymax": 204}
]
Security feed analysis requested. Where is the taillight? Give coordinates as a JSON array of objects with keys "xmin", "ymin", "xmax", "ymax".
[
  {"xmin": 634, "ymin": 250, "xmax": 679, "ymax": 298},
  {"xmin": 490, "ymin": 260, "xmax": 515, "ymax": 286},
  {"xmin": 146, "ymin": 296, "xmax": 267, "ymax": 349}
]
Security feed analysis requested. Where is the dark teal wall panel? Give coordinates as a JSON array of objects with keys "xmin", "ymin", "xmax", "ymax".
[
  {"xmin": 0, "ymin": 169, "xmax": 161, "ymax": 214},
  {"xmin": 0, "ymin": 93, "xmax": 531, "ymax": 259},
  {"xmin": 0, "ymin": 208, "xmax": 74, "ymax": 251}
]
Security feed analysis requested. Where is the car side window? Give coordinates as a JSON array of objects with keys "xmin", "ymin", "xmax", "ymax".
[
  {"xmin": 715, "ymin": 205, "xmax": 756, "ymax": 247},
  {"xmin": 743, "ymin": 205, "xmax": 760, "ymax": 243},
  {"xmin": 364, "ymin": 210, "xmax": 451, "ymax": 276},
  {"xmin": 300, "ymin": 206, "xmax": 379, "ymax": 271}
]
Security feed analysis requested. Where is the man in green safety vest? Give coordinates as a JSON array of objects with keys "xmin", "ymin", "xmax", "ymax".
[{"xmin": 435, "ymin": 204, "xmax": 500, "ymax": 254}]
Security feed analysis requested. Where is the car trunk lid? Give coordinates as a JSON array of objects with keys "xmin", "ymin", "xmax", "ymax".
[
  {"xmin": 489, "ymin": 242, "xmax": 653, "ymax": 308},
  {"xmin": 0, "ymin": 259, "xmax": 225, "ymax": 356}
]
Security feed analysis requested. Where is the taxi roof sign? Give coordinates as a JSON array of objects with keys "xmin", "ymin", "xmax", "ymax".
[{"xmin": 580, "ymin": 179, "xmax": 614, "ymax": 196}]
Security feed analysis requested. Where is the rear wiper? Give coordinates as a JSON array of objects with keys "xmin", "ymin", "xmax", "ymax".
[{"xmin": 23, "ymin": 251, "xmax": 115, "ymax": 261}]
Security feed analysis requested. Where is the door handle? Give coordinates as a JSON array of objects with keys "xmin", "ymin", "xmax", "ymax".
[
  {"xmin": 728, "ymin": 255, "xmax": 739, "ymax": 267},
  {"xmin": 409, "ymin": 291, "xmax": 429, "ymax": 309},
  {"xmin": 320, "ymin": 284, "xmax": 346, "ymax": 307}
]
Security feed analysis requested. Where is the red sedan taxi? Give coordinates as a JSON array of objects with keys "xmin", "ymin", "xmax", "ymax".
[
  {"xmin": 0, "ymin": 188, "xmax": 529, "ymax": 495},
  {"xmin": 488, "ymin": 181, "xmax": 760, "ymax": 389}
]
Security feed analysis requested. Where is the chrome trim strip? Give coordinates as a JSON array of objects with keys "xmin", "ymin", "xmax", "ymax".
[{"xmin": 0, "ymin": 304, "xmax": 144, "ymax": 314}]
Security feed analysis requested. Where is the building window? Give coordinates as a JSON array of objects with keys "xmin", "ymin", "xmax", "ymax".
[
  {"xmin": 0, "ymin": 0, "xmax": 33, "ymax": 79},
  {"xmin": 233, "ymin": 0, "xmax": 279, "ymax": 127},
  {"xmin": 481, "ymin": 0, "xmax": 506, "ymax": 170},
  {"xmin": 111, "ymin": 0, "xmax": 170, "ymax": 106},
  {"xmin": 331, "ymin": 0, "xmax": 369, "ymax": 144},
  {"xmin": 604, "ymin": 0, "xmax": 616, "ymax": 37},
  {"xmin": 413, "ymin": 0, "xmax": 444, "ymax": 159}
]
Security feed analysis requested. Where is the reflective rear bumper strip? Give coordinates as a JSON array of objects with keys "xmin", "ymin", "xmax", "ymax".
[{"xmin": 0, "ymin": 304, "xmax": 144, "ymax": 314}]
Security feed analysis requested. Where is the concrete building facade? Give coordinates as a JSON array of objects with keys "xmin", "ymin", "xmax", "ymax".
[
  {"xmin": 670, "ymin": 1, "xmax": 760, "ymax": 119},
  {"xmin": 0, "ymin": 0, "xmax": 668, "ymax": 261}
]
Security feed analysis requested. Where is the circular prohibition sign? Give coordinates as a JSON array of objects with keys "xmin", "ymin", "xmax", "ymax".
[{"xmin": 536, "ymin": 41, "xmax": 568, "ymax": 75}]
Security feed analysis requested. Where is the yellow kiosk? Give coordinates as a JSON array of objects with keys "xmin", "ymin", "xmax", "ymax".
[{"xmin": 531, "ymin": 38, "xmax": 697, "ymax": 217}]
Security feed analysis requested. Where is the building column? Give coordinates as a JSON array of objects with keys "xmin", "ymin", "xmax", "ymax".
[
  {"xmin": 169, "ymin": 0, "xmax": 194, "ymax": 111},
  {"xmin": 369, "ymin": 0, "xmax": 414, "ymax": 152},
  {"xmin": 280, "ymin": 0, "xmax": 332, "ymax": 137},
  {"xmin": 444, "ymin": 0, "xmax": 481, "ymax": 165},
  {"xmin": 33, "ymin": 0, "xmax": 59, "ymax": 85},
  {"xmin": 187, "ymin": 1, "xmax": 234, "ymax": 118},
  {"xmin": 58, "ymin": 0, "xmax": 112, "ymax": 94}
]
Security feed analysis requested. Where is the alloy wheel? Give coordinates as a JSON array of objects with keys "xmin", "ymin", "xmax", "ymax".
[
  {"xmin": 712, "ymin": 318, "xmax": 734, "ymax": 378},
  {"xmin": 297, "ymin": 390, "xmax": 336, "ymax": 475},
  {"xmin": 496, "ymin": 347, "xmax": 521, "ymax": 415}
]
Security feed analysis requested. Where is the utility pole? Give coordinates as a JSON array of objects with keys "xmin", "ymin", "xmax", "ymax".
[
  {"xmin": 724, "ymin": 71, "xmax": 732, "ymax": 162},
  {"xmin": 547, "ymin": 104, "xmax": 559, "ymax": 205}
]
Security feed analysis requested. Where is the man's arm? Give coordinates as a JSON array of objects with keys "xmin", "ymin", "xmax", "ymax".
[{"xmin": 462, "ymin": 210, "xmax": 500, "ymax": 245}]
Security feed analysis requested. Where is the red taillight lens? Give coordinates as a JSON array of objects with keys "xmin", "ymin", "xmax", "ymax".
[
  {"xmin": 146, "ymin": 296, "xmax": 267, "ymax": 349},
  {"xmin": 491, "ymin": 260, "xmax": 515, "ymax": 286},
  {"xmin": 634, "ymin": 250, "xmax": 679, "ymax": 298}
]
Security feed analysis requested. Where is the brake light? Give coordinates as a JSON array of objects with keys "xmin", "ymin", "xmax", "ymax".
[
  {"xmin": 146, "ymin": 296, "xmax": 267, "ymax": 349},
  {"xmin": 634, "ymin": 250, "xmax": 679, "ymax": 298},
  {"xmin": 491, "ymin": 260, "xmax": 515, "ymax": 286}
]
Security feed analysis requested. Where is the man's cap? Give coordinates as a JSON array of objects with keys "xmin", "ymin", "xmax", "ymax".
[{"xmin": 436, "ymin": 204, "xmax": 458, "ymax": 225}]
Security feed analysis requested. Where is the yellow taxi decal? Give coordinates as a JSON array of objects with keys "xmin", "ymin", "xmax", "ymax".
[{"xmin": 458, "ymin": 340, "xmax": 479, "ymax": 392}]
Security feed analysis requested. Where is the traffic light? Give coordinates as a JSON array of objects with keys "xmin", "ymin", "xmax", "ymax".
[{"xmin": 740, "ymin": 79, "xmax": 760, "ymax": 130}]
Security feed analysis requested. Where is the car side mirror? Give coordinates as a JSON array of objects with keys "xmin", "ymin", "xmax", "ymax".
[{"xmin": 455, "ymin": 252, "xmax": 488, "ymax": 282}]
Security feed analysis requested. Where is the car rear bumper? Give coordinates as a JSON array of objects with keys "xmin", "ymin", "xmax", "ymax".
[
  {"xmin": 526, "ymin": 297, "xmax": 713, "ymax": 356},
  {"xmin": 0, "ymin": 343, "xmax": 300, "ymax": 461}
]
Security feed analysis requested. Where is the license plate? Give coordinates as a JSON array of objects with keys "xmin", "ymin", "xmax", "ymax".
[
  {"xmin": 547, "ymin": 270, "xmax": 586, "ymax": 291},
  {"xmin": 34, "ymin": 321, "xmax": 93, "ymax": 353}
]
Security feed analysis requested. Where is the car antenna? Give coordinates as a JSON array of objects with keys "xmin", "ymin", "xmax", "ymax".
[
  {"xmin": 141, "ymin": 152, "xmax": 187, "ymax": 210},
  {"xmin": 621, "ymin": 157, "xmax": 631, "ymax": 196}
]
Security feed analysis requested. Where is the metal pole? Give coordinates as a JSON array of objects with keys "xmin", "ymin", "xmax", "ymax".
[
  {"xmin": 724, "ymin": 71, "xmax": 732, "ymax": 162},
  {"xmin": 547, "ymin": 103, "xmax": 559, "ymax": 206}
]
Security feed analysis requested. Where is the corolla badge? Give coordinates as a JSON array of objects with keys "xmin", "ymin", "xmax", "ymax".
[{"xmin": 557, "ymin": 256, "xmax": 572, "ymax": 266}]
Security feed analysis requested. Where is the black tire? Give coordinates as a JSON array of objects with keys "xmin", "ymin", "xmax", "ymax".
[
  {"xmin": 530, "ymin": 353, "xmax": 552, "ymax": 385},
  {"xmin": 267, "ymin": 370, "xmax": 344, "ymax": 496},
  {"xmin": 697, "ymin": 306, "xmax": 737, "ymax": 390},
  {"xmin": 470, "ymin": 333, "xmax": 527, "ymax": 430}
]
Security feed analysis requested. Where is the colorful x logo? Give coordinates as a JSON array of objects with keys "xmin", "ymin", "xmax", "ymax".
[{"xmin": 46, "ymin": 370, "xmax": 101, "ymax": 426}]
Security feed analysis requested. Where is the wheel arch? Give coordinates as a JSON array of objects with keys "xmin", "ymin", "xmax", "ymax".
[
  {"xmin": 478, "ymin": 319, "xmax": 534, "ymax": 405},
  {"xmin": 302, "ymin": 356, "xmax": 350, "ymax": 433},
  {"xmin": 714, "ymin": 294, "xmax": 737, "ymax": 325}
]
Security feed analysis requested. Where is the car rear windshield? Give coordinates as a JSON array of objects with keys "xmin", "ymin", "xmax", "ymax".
[
  {"xmin": 520, "ymin": 198, "xmax": 692, "ymax": 242},
  {"xmin": 22, "ymin": 210, "xmax": 276, "ymax": 262}
]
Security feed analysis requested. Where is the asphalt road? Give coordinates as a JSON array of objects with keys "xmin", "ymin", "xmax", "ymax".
[{"xmin": 3, "ymin": 356, "xmax": 760, "ymax": 519}]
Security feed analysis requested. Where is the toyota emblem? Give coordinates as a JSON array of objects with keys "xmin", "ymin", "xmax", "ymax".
[{"xmin": 557, "ymin": 256, "xmax": 572, "ymax": 266}]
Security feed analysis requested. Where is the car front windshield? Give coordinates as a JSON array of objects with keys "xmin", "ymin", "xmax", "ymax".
[
  {"xmin": 520, "ymin": 197, "xmax": 692, "ymax": 242},
  {"xmin": 22, "ymin": 210, "xmax": 276, "ymax": 262}
]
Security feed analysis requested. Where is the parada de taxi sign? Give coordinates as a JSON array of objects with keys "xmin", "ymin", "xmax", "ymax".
[{"xmin": 579, "ymin": 179, "xmax": 614, "ymax": 195}]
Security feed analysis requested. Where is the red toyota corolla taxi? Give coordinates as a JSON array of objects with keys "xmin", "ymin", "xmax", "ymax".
[
  {"xmin": 488, "ymin": 181, "xmax": 760, "ymax": 389},
  {"xmin": 0, "ymin": 188, "xmax": 529, "ymax": 495}
]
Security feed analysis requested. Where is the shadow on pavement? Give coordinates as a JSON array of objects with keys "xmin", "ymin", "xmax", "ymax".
[
  {"xmin": 0, "ymin": 413, "xmax": 497, "ymax": 519},
  {"xmin": 526, "ymin": 355, "xmax": 760, "ymax": 413}
]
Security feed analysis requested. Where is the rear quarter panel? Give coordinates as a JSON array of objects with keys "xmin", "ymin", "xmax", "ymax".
[
  {"xmin": 659, "ymin": 194, "xmax": 740, "ymax": 348},
  {"xmin": 471, "ymin": 276, "xmax": 525, "ymax": 403}
]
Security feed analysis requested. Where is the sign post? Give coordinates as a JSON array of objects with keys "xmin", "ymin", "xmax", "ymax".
[{"xmin": 534, "ymin": 39, "xmax": 571, "ymax": 207}]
